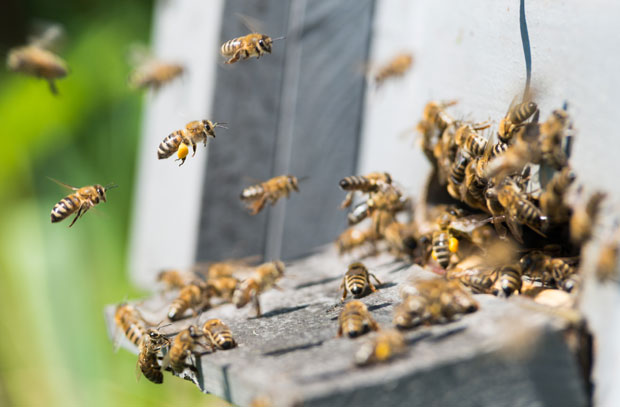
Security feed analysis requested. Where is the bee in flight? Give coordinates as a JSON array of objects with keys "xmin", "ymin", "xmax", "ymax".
[
  {"xmin": 157, "ymin": 120, "xmax": 226, "ymax": 166},
  {"xmin": 372, "ymin": 52, "xmax": 413, "ymax": 88},
  {"xmin": 220, "ymin": 33, "xmax": 284, "ymax": 64},
  {"xmin": 49, "ymin": 178, "xmax": 117, "ymax": 227},
  {"xmin": 7, "ymin": 25, "xmax": 68, "ymax": 94},
  {"xmin": 240, "ymin": 175, "xmax": 300, "ymax": 215},
  {"xmin": 127, "ymin": 44, "xmax": 184, "ymax": 91}
]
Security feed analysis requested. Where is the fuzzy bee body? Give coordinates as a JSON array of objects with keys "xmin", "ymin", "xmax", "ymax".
[
  {"xmin": 8, "ymin": 45, "xmax": 68, "ymax": 94},
  {"xmin": 221, "ymin": 34, "xmax": 276, "ymax": 64},
  {"xmin": 493, "ymin": 265, "xmax": 522, "ymax": 297},
  {"xmin": 340, "ymin": 262, "xmax": 381, "ymax": 301},
  {"xmin": 355, "ymin": 330, "xmax": 406, "ymax": 366},
  {"xmin": 202, "ymin": 319, "xmax": 236, "ymax": 350},
  {"xmin": 373, "ymin": 53, "xmax": 413, "ymax": 87},
  {"xmin": 498, "ymin": 101, "xmax": 538, "ymax": 143},
  {"xmin": 137, "ymin": 329, "xmax": 169, "ymax": 384},
  {"xmin": 206, "ymin": 276, "xmax": 239, "ymax": 302},
  {"xmin": 232, "ymin": 261, "xmax": 285, "ymax": 317},
  {"xmin": 431, "ymin": 230, "xmax": 458, "ymax": 269},
  {"xmin": 337, "ymin": 300, "xmax": 379, "ymax": 339},
  {"xmin": 449, "ymin": 149, "xmax": 471, "ymax": 186},
  {"xmin": 240, "ymin": 175, "xmax": 299, "ymax": 215},
  {"xmin": 157, "ymin": 120, "xmax": 221, "ymax": 166},
  {"xmin": 50, "ymin": 183, "xmax": 110, "ymax": 227},
  {"xmin": 163, "ymin": 325, "xmax": 204, "ymax": 373},
  {"xmin": 114, "ymin": 304, "xmax": 146, "ymax": 347},
  {"xmin": 167, "ymin": 283, "xmax": 210, "ymax": 321},
  {"xmin": 129, "ymin": 62, "xmax": 184, "ymax": 90}
]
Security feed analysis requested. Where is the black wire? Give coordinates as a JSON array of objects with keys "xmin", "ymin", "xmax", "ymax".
[{"xmin": 520, "ymin": 0, "xmax": 532, "ymax": 100}]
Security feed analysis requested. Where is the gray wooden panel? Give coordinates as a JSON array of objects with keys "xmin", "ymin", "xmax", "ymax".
[
  {"xmin": 273, "ymin": 0, "xmax": 376, "ymax": 260},
  {"xmin": 196, "ymin": 0, "xmax": 292, "ymax": 262}
]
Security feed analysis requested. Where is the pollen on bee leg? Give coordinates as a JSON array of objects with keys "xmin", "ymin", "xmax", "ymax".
[
  {"xmin": 177, "ymin": 142, "xmax": 189, "ymax": 161},
  {"xmin": 449, "ymin": 237, "xmax": 459, "ymax": 253}
]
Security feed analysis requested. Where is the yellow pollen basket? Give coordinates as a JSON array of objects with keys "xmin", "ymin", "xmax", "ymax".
[
  {"xmin": 375, "ymin": 342, "xmax": 392, "ymax": 361},
  {"xmin": 431, "ymin": 251, "xmax": 438, "ymax": 261},
  {"xmin": 177, "ymin": 142, "xmax": 189, "ymax": 160},
  {"xmin": 449, "ymin": 237, "xmax": 459, "ymax": 253}
]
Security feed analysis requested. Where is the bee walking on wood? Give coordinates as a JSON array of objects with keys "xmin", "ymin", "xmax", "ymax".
[
  {"xmin": 167, "ymin": 282, "xmax": 210, "ymax": 321},
  {"xmin": 7, "ymin": 25, "xmax": 68, "ymax": 94},
  {"xmin": 49, "ymin": 178, "xmax": 116, "ymax": 227},
  {"xmin": 355, "ymin": 329, "xmax": 406, "ymax": 366},
  {"xmin": 232, "ymin": 261, "xmax": 285, "ymax": 317},
  {"xmin": 162, "ymin": 325, "xmax": 208, "ymax": 373},
  {"xmin": 136, "ymin": 328, "xmax": 170, "ymax": 384},
  {"xmin": 340, "ymin": 262, "xmax": 382, "ymax": 301},
  {"xmin": 202, "ymin": 319, "xmax": 237, "ymax": 350},
  {"xmin": 337, "ymin": 300, "xmax": 379, "ymax": 339},
  {"xmin": 373, "ymin": 53, "xmax": 413, "ymax": 88},
  {"xmin": 206, "ymin": 276, "xmax": 239, "ymax": 302},
  {"xmin": 240, "ymin": 175, "xmax": 300, "ymax": 215},
  {"xmin": 157, "ymin": 120, "xmax": 226, "ymax": 166},
  {"xmin": 220, "ymin": 33, "xmax": 284, "ymax": 64}
]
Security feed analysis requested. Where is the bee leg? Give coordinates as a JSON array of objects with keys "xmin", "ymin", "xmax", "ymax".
[
  {"xmin": 226, "ymin": 51, "xmax": 242, "ymax": 64},
  {"xmin": 68, "ymin": 204, "xmax": 87, "ymax": 227},
  {"xmin": 191, "ymin": 142, "xmax": 197, "ymax": 157},
  {"xmin": 340, "ymin": 278, "xmax": 347, "ymax": 302},
  {"xmin": 250, "ymin": 197, "xmax": 267, "ymax": 215},
  {"xmin": 252, "ymin": 293, "xmax": 261, "ymax": 317},
  {"xmin": 47, "ymin": 79, "xmax": 59, "ymax": 95},
  {"xmin": 369, "ymin": 273, "xmax": 383, "ymax": 287},
  {"xmin": 340, "ymin": 192, "xmax": 354, "ymax": 209},
  {"xmin": 369, "ymin": 318, "xmax": 380, "ymax": 332}
]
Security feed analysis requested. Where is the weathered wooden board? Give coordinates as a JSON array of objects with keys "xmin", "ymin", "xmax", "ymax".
[{"xmin": 106, "ymin": 247, "xmax": 587, "ymax": 407}]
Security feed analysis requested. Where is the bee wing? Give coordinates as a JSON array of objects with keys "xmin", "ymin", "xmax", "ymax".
[
  {"xmin": 126, "ymin": 43, "xmax": 154, "ymax": 67},
  {"xmin": 505, "ymin": 217, "xmax": 524, "ymax": 244},
  {"xmin": 161, "ymin": 351, "xmax": 172, "ymax": 370},
  {"xmin": 449, "ymin": 214, "xmax": 493, "ymax": 235},
  {"xmin": 135, "ymin": 359, "xmax": 143, "ymax": 382},
  {"xmin": 235, "ymin": 13, "xmax": 265, "ymax": 34},
  {"xmin": 29, "ymin": 22, "xmax": 65, "ymax": 51},
  {"xmin": 505, "ymin": 95, "xmax": 520, "ymax": 116},
  {"xmin": 47, "ymin": 177, "xmax": 78, "ymax": 191}
]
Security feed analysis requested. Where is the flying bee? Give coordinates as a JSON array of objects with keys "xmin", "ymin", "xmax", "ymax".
[
  {"xmin": 497, "ymin": 99, "xmax": 538, "ymax": 143},
  {"xmin": 339, "ymin": 172, "xmax": 392, "ymax": 209},
  {"xmin": 167, "ymin": 282, "xmax": 210, "ymax": 321},
  {"xmin": 570, "ymin": 190, "xmax": 606, "ymax": 245},
  {"xmin": 539, "ymin": 167, "xmax": 576, "ymax": 223},
  {"xmin": 431, "ymin": 230, "xmax": 459, "ymax": 269},
  {"xmin": 162, "ymin": 325, "xmax": 208, "ymax": 373},
  {"xmin": 373, "ymin": 52, "xmax": 413, "ymax": 88},
  {"xmin": 232, "ymin": 261, "xmax": 285, "ymax": 317},
  {"xmin": 355, "ymin": 329, "xmax": 406, "ymax": 366},
  {"xmin": 136, "ymin": 328, "xmax": 170, "ymax": 384},
  {"xmin": 7, "ymin": 25, "xmax": 68, "ymax": 94},
  {"xmin": 202, "ymin": 319, "xmax": 237, "ymax": 350},
  {"xmin": 129, "ymin": 60, "xmax": 184, "ymax": 90},
  {"xmin": 240, "ymin": 175, "xmax": 300, "ymax": 215},
  {"xmin": 114, "ymin": 304, "xmax": 147, "ymax": 348},
  {"xmin": 340, "ymin": 262, "xmax": 382, "ymax": 301},
  {"xmin": 337, "ymin": 300, "xmax": 379, "ymax": 338},
  {"xmin": 49, "ymin": 179, "xmax": 117, "ymax": 227},
  {"xmin": 492, "ymin": 264, "xmax": 522, "ymax": 297},
  {"xmin": 206, "ymin": 276, "xmax": 239, "ymax": 302},
  {"xmin": 220, "ymin": 33, "xmax": 284, "ymax": 64},
  {"xmin": 157, "ymin": 120, "xmax": 226, "ymax": 166}
]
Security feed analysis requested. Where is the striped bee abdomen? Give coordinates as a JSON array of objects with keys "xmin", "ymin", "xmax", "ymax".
[
  {"xmin": 157, "ymin": 130, "xmax": 185, "ymax": 159},
  {"xmin": 212, "ymin": 330, "xmax": 235, "ymax": 350},
  {"xmin": 509, "ymin": 102, "xmax": 538, "ymax": 124},
  {"xmin": 495, "ymin": 265, "xmax": 522, "ymax": 297},
  {"xmin": 432, "ymin": 231, "xmax": 451, "ymax": 268},
  {"xmin": 139, "ymin": 352, "xmax": 164, "ymax": 383},
  {"xmin": 220, "ymin": 38, "xmax": 242, "ymax": 57},
  {"xmin": 50, "ymin": 194, "xmax": 81, "ymax": 223},
  {"xmin": 450, "ymin": 151, "xmax": 470, "ymax": 185},
  {"xmin": 240, "ymin": 185, "xmax": 265, "ymax": 200},
  {"xmin": 339, "ymin": 176, "xmax": 370, "ymax": 191}
]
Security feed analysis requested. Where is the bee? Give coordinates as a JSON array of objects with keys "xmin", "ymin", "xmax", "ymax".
[
  {"xmin": 393, "ymin": 295, "xmax": 429, "ymax": 329},
  {"xmin": 162, "ymin": 325, "xmax": 206, "ymax": 373},
  {"xmin": 157, "ymin": 120, "xmax": 225, "ymax": 166},
  {"xmin": 50, "ymin": 179, "xmax": 116, "ymax": 227},
  {"xmin": 336, "ymin": 227, "xmax": 375, "ymax": 255},
  {"xmin": 539, "ymin": 167, "xmax": 576, "ymax": 223},
  {"xmin": 206, "ymin": 262, "xmax": 236, "ymax": 279},
  {"xmin": 136, "ymin": 328, "xmax": 170, "ymax": 384},
  {"xmin": 337, "ymin": 300, "xmax": 379, "ymax": 338},
  {"xmin": 373, "ymin": 53, "xmax": 413, "ymax": 88},
  {"xmin": 405, "ymin": 279, "xmax": 477, "ymax": 324},
  {"xmin": 519, "ymin": 251, "xmax": 555, "ymax": 286},
  {"xmin": 114, "ymin": 304, "xmax": 147, "ymax": 348},
  {"xmin": 240, "ymin": 175, "xmax": 300, "ymax": 215},
  {"xmin": 447, "ymin": 149, "xmax": 472, "ymax": 200},
  {"xmin": 340, "ymin": 262, "xmax": 382, "ymax": 301},
  {"xmin": 156, "ymin": 269, "xmax": 199, "ymax": 291},
  {"xmin": 339, "ymin": 172, "xmax": 392, "ymax": 209},
  {"xmin": 383, "ymin": 221, "xmax": 418, "ymax": 259},
  {"xmin": 129, "ymin": 60, "xmax": 184, "ymax": 90},
  {"xmin": 497, "ymin": 99, "xmax": 538, "ymax": 143},
  {"xmin": 347, "ymin": 201, "xmax": 371, "ymax": 225},
  {"xmin": 570, "ymin": 190, "xmax": 606, "ymax": 245},
  {"xmin": 220, "ymin": 33, "xmax": 284, "ymax": 64},
  {"xmin": 7, "ymin": 26, "xmax": 68, "ymax": 94},
  {"xmin": 454, "ymin": 267, "xmax": 497, "ymax": 294},
  {"xmin": 497, "ymin": 179, "xmax": 548, "ymax": 241},
  {"xmin": 418, "ymin": 100, "xmax": 457, "ymax": 134},
  {"xmin": 366, "ymin": 183, "xmax": 407, "ymax": 213},
  {"xmin": 354, "ymin": 329, "xmax": 406, "ymax": 366},
  {"xmin": 539, "ymin": 107, "xmax": 572, "ymax": 169},
  {"xmin": 492, "ymin": 265, "xmax": 522, "ymax": 297},
  {"xmin": 455, "ymin": 123, "xmax": 490, "ymax": 157},
  {"xmin": 167, "ymin": 282, "xmax": 210, "ymax": 321},
  {"xmin": 206, "ymin": 276, "xmax": 239, "ymax": 302},
  {"xmin": 431, "ymin": 230, "xmax": 459, "ymax": 269},
  {"xmin": 549, "ymin": 258, "xmax": 579, "ymax": 290},
  {"xmin": 232, "ymin": 261, "xmax": 285, "ymax": 317},
  {"xmin": 202, "ymin": 319, "xmax": 237, "ymax": 350},
  {"xmin": 595, "ymin": 237, "xmax": 619, "ymax": 282}
]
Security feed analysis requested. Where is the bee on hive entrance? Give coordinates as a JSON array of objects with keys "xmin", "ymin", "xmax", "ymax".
[
  {"xmin": 337, "ymin": 300, "xmax": 379, "ymax": 339},
  {"xmin": 340, "ymin": 262, "xmax": 382, "ymax": 301}
]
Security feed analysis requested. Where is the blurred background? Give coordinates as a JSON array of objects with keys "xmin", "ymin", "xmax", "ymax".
[{"xmin": 0, "ymin": 0, "xmax": 219, "ymax": 405}]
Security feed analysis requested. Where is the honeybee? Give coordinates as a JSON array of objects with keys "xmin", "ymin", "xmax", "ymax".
[
  {"xmin": 539, "ymin": 107, "xmax": 572, "ymax": 169},
  {"xmin": 497, "ymin": 179, "xmax": 548, "ymax": 241},
  {"xmin": 595, "ymin": 237, "xmax": 620, "ymax": 283},
  {"xmin": 339, "ymin": 172, "xmax": 392, "ymax": 209},
  {"xmin": 162, "ymin": 325, "xmax": 207, "ymax": 373},
  {"xmin": 497, "ymin": 99, "xmax": 538, "ymax": 143},
  {"xmin": 136, "ymin": 328, "xmax": 170, "ymax": 384},
  {"xmin": 347, "ymin": 201, "xmax": 371, "ymax": 225},
  {"xmin": 202, "ymin": 319, "xmax": 237, "ymax": 350},
  {"xmin": 157, "ymin": 120, "xmax": 225, "ymax": 166},
  {"xmin": 206, "ymin": 276, "xmax": 239, "ymax": 302},
  {"xmin": 337, "ymin": 300, "xmax": 379, "ymax": 338},
  {"xmin": 354, "ymin": 329, "xmax": 406, "ymax": 366},
  {"xmin": 454, "ymin": 122, "xmax": 491, "ymax": 157},
  {"xmin": 402, "ymin": 279, "xmax": 477, "ymax": 324},
  {"xmin": 393, "ymin": 295, "xmax": 428, "ymax": 329},
  {"xmin": 114, "ymin": 303, "xmax": 147, "ymax": 348},
  {"xmin": 232, "ymin": 261, "xmax": 285, "ymax": 317},
  {"xmin": 383, "ymin": 221, "xmax": 419, "ymax": 259},
  {"xmin": 240, "ymin": 175, "xmax": 300, "ymax": 215},
  {"xmin": 373, "ymin": 53, "xmax": 413, "ymax": 88},
  {"xmin": 447, "ymin": 149, "xmax": 472, "ymax": 200},
  {"xmin": 167, "ymin": 282, "xmax": 210, "ymax": 321},
  {"xmin": 570, "ymin": 190, "xmax": 606, "ymax": 245},
  {"xmin": 336, "ymin": 227, "xmax": 375, "ymax": 255},
  {"xmin": 340, "ymin": 262, "xmax": 382, "ymax": 301},
  {"xmin": 453, "ymin": 267, "xmax": 497, "ymax": 294},
  {"xmin": 49, "ymin": 179, "xmax": 116, "ymax": 227},
  {"xmin": 7, "ymin": 26, "xmax": 68, "ymax": 94},
  {"xmin": 492, "ymin": 264, "xmax": 523, "ymax": 297},
  {"xmin": 539, "ymin": 167, "xmax": 576, "ymax": 223},
  {"xmin": 431, "ymin": 230, "xmax": 459, "ymax": 269},
  {"xmin": 129, "ymin": 60, "xmax": 184, "ymax": 90},
  {"xmin": 156, "ymin": 269, "xmax": 200, "ymax": 291},
  {"xmin": 220, "ymin": 33, "xmax": 284, "ymax": 64},
  {"xmin": 418, "ymin": 100, "xmax": 457, "ymax": 134}
]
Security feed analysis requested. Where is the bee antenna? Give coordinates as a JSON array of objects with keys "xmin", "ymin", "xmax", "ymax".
[
  {"xmin": 272, "ymin": 36, "xmax": 286, "ymax": 42},
  {"xmin": 297, "ymin": 176, "xmax": 310, "ymax": 183},
  {"xmin": 104, "ymin": 183, "xmax": 119, "ymax": 191},
  {"xmin": 214, "ymin": 122, "xmax": 229, "ymax": 129}
]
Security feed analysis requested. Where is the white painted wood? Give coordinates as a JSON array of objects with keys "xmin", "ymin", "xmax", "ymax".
[
  {"xmin": 127, "ymin": 0, "xmax": 224, "ymax": 289},
  {"xmin": 360, "ymin": 1, "xmax": 620, "ymax": 406}
]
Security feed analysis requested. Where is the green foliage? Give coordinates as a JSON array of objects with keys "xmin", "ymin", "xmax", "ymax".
[{"xmin": 0, "ymin": 3, "xmax": 214, "ymax": 406}]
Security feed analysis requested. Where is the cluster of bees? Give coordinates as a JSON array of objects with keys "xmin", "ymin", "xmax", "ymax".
[{"xmin": 114, "ymin": 258, "xmax": 284, "ymax": 383}]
